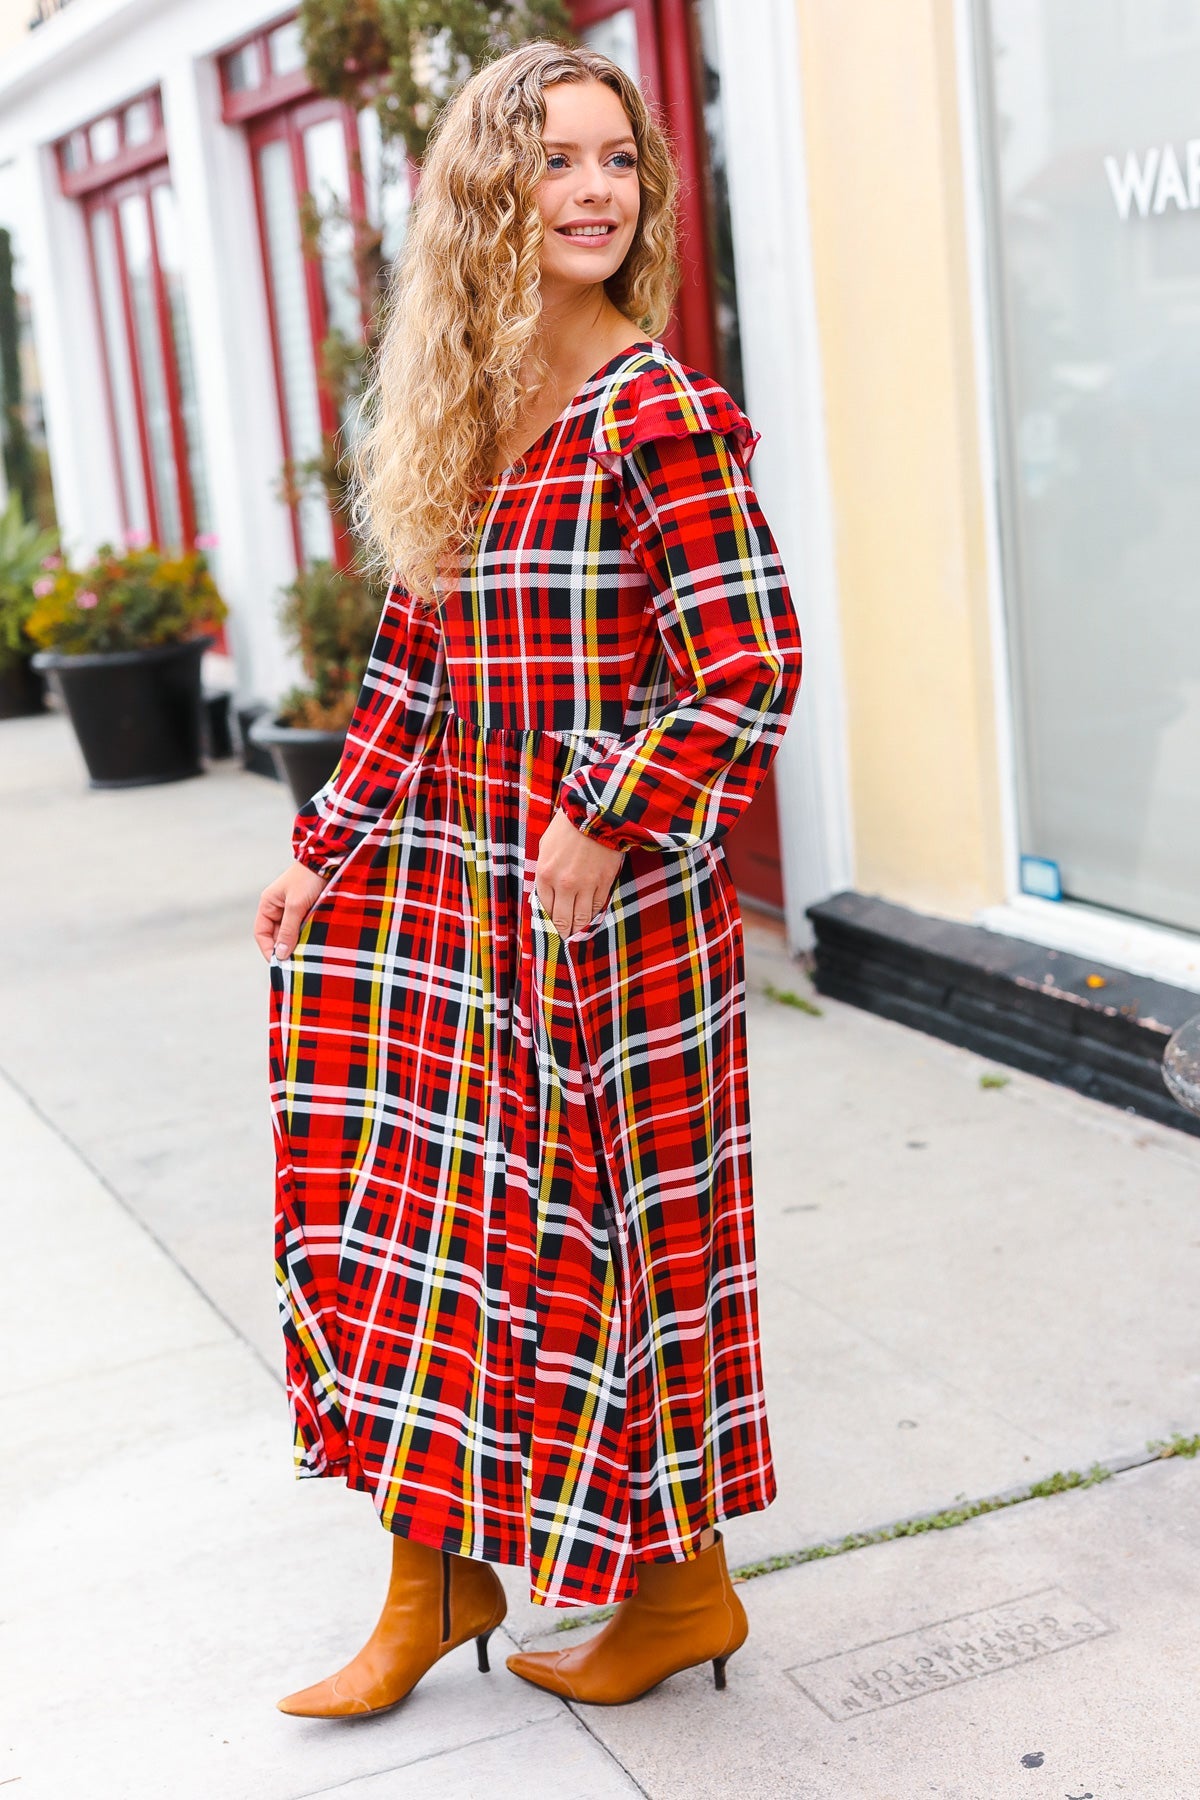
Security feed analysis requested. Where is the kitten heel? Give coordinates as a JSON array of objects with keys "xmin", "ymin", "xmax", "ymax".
[{"xmin": 477, "ymin": 1627, "xmax": 497, "ymax": 1673}]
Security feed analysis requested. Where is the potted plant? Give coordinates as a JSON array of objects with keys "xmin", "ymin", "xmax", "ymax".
[
  {"xmin": 27, "ymin": 539, "xmax": 227, "ymax": 787},
  {"xmin": 250, "ymin": 560, "xmax": 382, "ymax": 805},
  {"xmin": 0, "ymin": 492, "xmax": 59, "ymax": 719}
]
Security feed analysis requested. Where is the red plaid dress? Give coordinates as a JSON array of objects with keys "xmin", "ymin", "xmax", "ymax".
[{"xmin": 269, "ymin": 340, "xmax": 802, "ymax": 1607}]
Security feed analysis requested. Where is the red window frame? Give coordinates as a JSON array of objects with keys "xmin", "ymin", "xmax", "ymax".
[
  {"xmin": 58, "ymin": 95, "xmax": 209, "ymax": 557},
  {"xmin": 57, "ymin": 89, "xmax": 168, "ymax": 200},
  {"xmin": 217, "ymin": 15, "xmax": 314, "ymax": 125},
  {"xmin": 220, "ymin": 19, "xmax": 373, "ymax": 566},
  {"xmin": 82, "ymin": 165, "xmax": 201, "ymax": 549},
  {"xmin": 244, "ymin": 97, "xmax": 369, "ymax": 568}
]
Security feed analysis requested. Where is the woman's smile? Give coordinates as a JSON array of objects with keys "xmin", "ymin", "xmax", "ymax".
[{"xmin": 556, "ymin": 219, "xmax": 620, "ymax": 243}]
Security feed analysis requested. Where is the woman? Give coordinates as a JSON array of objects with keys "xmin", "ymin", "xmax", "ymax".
[{"xmin": 254, "ymin": 39, "xmax": 801, "ymax": 1716}]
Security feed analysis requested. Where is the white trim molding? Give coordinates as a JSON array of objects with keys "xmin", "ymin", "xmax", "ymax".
[
  {"xmin": 712, "ymin": 0, "xmax": 853, "ymax": 952},
  {"xmin": 952, "ymin": 0, "xmax": 1022, "ymax": 903}
]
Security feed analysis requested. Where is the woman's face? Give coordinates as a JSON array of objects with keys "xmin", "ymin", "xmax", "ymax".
[{"xmin": 536, "ymin": 80, "xmax": 641, "ymax": 297}]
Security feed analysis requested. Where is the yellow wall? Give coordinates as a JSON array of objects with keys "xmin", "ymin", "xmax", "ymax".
[{"xmin": 796, "ymin": 0, "xmax": 1007, "ymax": 918}]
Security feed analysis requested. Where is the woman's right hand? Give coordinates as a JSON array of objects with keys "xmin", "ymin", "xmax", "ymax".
[{"xmin": 254, "ymin": 862, "xmax": 330, "ymax": 962}]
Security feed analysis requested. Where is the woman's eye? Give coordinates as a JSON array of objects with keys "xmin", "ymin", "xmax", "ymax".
[
  {"xmin": 610, "ymin": 153, "xmax": 638, "ymax": 170},
  {"xmin": 546, "ymin": 153, "xmax": 570, "ymax": 170}
]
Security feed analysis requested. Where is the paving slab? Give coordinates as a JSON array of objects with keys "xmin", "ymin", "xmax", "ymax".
[
  {"xmin": 531, "ymin": 1454, "xmax": 1200, "ymax": 1799},
  {"xmin": 300, "ymin": 1714, "xmax": 642, "ymax": 1799},
  {"xmin": 0, "ymin": 1077, "xmax": 637, "ymax": 1800}
]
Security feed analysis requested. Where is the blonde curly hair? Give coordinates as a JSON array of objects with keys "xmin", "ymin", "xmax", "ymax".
[{"xmin": 350, "ymin": 40, "xmax": 680, "ymax": 600}]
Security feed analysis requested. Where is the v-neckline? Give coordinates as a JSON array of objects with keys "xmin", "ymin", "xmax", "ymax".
[{"xmin": 491, "ymin": 338, "xmax": 655, "ymax": 484}]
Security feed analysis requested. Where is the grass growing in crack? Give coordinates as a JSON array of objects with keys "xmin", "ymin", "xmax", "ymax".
[
  {"xmin": 979, "ymin": 1071, "xmax": 1011, "ymax": 1090},
  {"xmin": 553, "ymin": 1604, "xmax": 616, "ymax": 1634},
  {"xmin": 1149, "ymin": 1432, "xmax": 1200, "ymax": 1459},
  {"xmin": 762, "ymin": 982, "xmax": 823, "ymax": 1017},
  {"xmin": 544, "ymin": 1448, "xmax": 1197, "ymax": 1635},
  {"xmin": 728, "ymin": 1465, "xmax": 1113, "ymax": 1585}
]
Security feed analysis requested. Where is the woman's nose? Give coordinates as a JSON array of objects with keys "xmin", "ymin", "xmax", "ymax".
[{"xmin": 573, "ymin": 160, "xmax": 613, "ymax": 202}]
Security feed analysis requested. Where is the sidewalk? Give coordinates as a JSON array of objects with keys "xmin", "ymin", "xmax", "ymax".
[{"xmin": 4, "ymin": 710, "xmax": 1200, "ymax": 1798}]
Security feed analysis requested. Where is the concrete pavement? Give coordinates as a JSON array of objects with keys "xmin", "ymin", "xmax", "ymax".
[{"xmin": 3, "ymin": 709, "xmax": 1200, "ymax": 1798}]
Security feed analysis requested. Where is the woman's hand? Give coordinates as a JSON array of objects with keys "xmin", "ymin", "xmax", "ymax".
[
  {"xmin": 254, "ymin": 862, "xmax": 330, "ymax": 962},
  {"xmin": 535, "ymin": 810, "xmax": 624, "ymax": 940}
]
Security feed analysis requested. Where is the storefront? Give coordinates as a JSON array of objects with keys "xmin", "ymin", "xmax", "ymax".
[{"xmin": 794, "ymin": 0, "xmax": 1200, "ymax": 1130}]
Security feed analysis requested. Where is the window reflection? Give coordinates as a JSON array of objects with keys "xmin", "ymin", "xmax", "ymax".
[{"xmin": 983, "ymin": 0, "xmax": 1200, "ymax": 931}]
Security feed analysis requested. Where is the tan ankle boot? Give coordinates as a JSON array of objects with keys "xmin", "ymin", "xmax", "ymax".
[
  {"xmin": 278, "ymin": 1535, "xmax": 507, "ymax": 1719},
  {"xmin": 505, "ymin": 1531, "xmax": 747, "ymax": 1705}
]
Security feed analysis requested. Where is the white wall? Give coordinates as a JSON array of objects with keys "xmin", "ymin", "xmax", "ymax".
[{"xmin": 0, "ymin": 0, "xmax": 302, "ymax": 700}]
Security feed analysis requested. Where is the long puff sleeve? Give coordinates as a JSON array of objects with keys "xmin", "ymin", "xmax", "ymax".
[
  {"xmin": 555, "ymin": 367, "xmax": 802, "ymax": 854},
  {"xmin": 291, "ymin": 585, "xmax": 448, "ymax": 877}
]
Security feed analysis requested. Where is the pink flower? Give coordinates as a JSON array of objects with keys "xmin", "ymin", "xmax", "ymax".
[
  {"xmin": 76, "ymin": 590, "xmax": 99, "ymax": 610},
  {"xmin": 40, "ymin": 554, "xmax": 62, "ymax": 570},
  {"xmin": 32, "ymin": 576, "xmax": 55, "ymax": 597},
  {"xmin": 124, "ymin": 528, "xmax": 150, "ymax": 548},
  {"xmin": 194, "ymin": 532, "xmax": 220, "ymax": 550}
]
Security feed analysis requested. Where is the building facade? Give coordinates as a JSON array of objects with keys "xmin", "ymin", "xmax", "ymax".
[{"xmin": 2, "ymin": 0, "xmax": 1197, "ymax": 1012}]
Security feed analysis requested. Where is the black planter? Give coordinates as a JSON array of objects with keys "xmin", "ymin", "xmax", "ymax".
[
  {"xmin": 236, "ymin": 701, "xmax": 280, "ymax": 781},
  {"xmin": 0, "ymin": 655, "xmax": 46, "ymax": 720},
  {"xmin": 32, "ymin": 637, "xmax": 212, "ymax": 789},
  {"xmin": 249, "ymin": 713, "xmax": 345, "ymax": 807},
  {"xmin": 202, "ymin": 688, "xmax": 235, "ymax": 760}
]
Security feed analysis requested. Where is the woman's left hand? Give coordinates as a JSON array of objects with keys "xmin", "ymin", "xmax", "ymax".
[{"xmin": 535, "ymin": 810, "xmax": 625, "ymax": 940}]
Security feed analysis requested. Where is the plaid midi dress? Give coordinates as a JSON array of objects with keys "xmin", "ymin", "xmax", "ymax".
[{"xmin": 269, "ymin": 339, "xmax": 803, "ymax": 1608}]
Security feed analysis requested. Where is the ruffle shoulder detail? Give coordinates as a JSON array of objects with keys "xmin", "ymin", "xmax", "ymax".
[{"xmin": 588, "ymin": 355, "xmax": 760, "ymax": 477}]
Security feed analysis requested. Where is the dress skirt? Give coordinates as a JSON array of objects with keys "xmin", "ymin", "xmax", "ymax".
[{"xmin": 269, "ymin": 341, "xmax": 802, "ymax": 1607}]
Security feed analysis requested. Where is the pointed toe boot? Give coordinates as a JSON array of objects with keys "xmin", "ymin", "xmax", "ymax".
[
  {"xmin": 506, "ymin": 1531, "xmax": 747, "ymax": 1706},
  {"xmin": 278, "ymin": 1535, "xmax": 506, "ymax": 1719}
]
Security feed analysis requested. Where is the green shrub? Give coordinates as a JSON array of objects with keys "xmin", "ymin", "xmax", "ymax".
[
  {"xmin": 276, "ymin": 560, "xmax": 383, "ymax": 731},
  {"xmin": 25, "ymin": 540, "xmax": 226, "ymax": 656}
]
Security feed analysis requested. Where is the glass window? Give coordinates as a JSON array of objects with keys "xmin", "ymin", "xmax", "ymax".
[
  {"xmin": 302, "ymin": 116, "xmax": 362, "ymax": 350},
  {"xmin": 89, "ymin": 207, "xmax": 151, "ymax": 538},
  {"xmin": 150, "ymin": 183, "xmax": 213, "ymax": 540},
  {"xmin": 61, "ymin": 131, "xmax": 88, "ymax": 173},
  {"xmin": 267, "ymin": 20, "xmax": 305, "ymax": 76},
  {"xmin": 980, "ymin": 0, "xmax": 1200, "ymax": 933},
  {"xmin": 358, "ymin": 107, "xmax": 411, "ymax": 265},
  {"xmin": 89, "ymin": 117, "xmax": 120, "ymax": 164},
  {"xmin": 86, "ymin": 174, "xmax": 211, "ymax": 550},
  {"xmin": 222, "ymin": 43, "xmax": 262, "ymax": 93},
  {"xmin": 580, "ymin": 8, "xmax": 640, "ymax": 79},
  {"xmin": 257, "ymin": 136, "xmax": 334, "ymax": 562},
  {"xmin": 124, "ymin": 100, "xmax": 155, "ymax": 148},
  {"xmin": 119, "ymin": 193, "xmax": 182, "ymax": 548}
]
